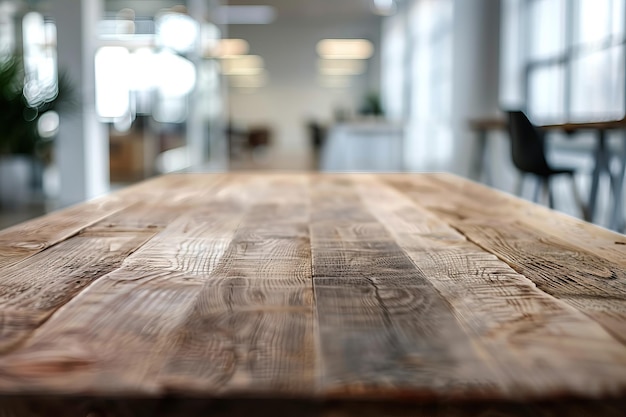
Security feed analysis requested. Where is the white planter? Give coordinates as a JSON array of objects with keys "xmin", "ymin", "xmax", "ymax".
[{"xmin": 0, "ymin": 155, "xmax": 33, "ymax": 208}]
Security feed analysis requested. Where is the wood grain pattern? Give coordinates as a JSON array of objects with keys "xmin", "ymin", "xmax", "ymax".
[
  {"xmin": 384, "ymin": 174, "xmax": 626, "ymax": 347},
  {"xmin": 0, "ymin": 197, "xmax": 132, "ymax": 269},
  {"xmin": 0, "ymin": 172, "xmax": 624, "ymax": 416},
  {"xmin": 0, "ymin": 174, "xmax": 226, "ymax": 270},
  {"xmin": 0, "ymin": 231, "xmax": 154, "ymax": 354},
  {"xmin": 355, "ymin": 176, "xmax": 626, "ymax": 397},
  {"xmin": 0, "ymin": 176, "xmax": 253, "ymax": 394},
  {"xmin": 309, "ymin": 176, "xmax": 502, "ymax": 399},
  {"xmin": 158, "ymin": 175, "xmax": 315, "ymax": 396},
  {"xmin": 392, "ymin": 174, "xmax": 626, "ymax": 267}
]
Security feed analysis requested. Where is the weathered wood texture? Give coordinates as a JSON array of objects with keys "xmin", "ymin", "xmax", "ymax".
[{"xmin": 0, "ymin": 173, "xmax": 624, "ymax": 416}]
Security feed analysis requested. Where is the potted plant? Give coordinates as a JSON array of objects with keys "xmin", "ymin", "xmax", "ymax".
[
  {"xmin": 358, "ymin": 91, "xmax": 384, "ymax": 118},
  {"xmin": 0, "ymin": 55, "xmax": 73, "ymax": 207}
]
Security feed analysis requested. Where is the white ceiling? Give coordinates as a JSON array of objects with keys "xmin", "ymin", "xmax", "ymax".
[{"xmin": 226, "ymin": 0, "xmax": 375, "ymax": 21}]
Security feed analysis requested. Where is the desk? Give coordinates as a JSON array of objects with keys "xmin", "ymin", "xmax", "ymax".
[
  {"xmin": 542, "ymin": 118, "xmax": 626, "ymax": 230},
  {"xmin": 469, "ymin": 117, "xmax": 626, "ymax": 230},
  {"xmin": 468, "ymin": 118, "xmax": 507, "ymax": 185},
  {"xmin": 0, "ymin": 173, "xmax": 625, "ymax": 416}
]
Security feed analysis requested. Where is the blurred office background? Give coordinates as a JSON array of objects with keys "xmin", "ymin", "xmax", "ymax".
[{"xmin": 0, "ymin": 0, "xmax": 624, "ymax": 231}]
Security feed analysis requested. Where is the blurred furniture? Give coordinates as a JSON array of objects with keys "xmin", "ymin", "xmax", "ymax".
[
  {"xmin": 506, "ymin": 110, "xmax": 588, "ymax": 219},
  {"xmin": 307, "ymin": 121, "xmax": 327, "ymax": 150},
  {"xmin": 468, "ymin": 117, "xmax": 507, "ymax": 185},
  {"xmin": 109, "ymin": 132, "xmax": 145, "ymax": 182},
  {"xmin": 248, "ymin": 127, "xmax": 271, "ymax": 148},
  {"xmin": 307, "ymin": 121, "xmax": 327, "ymax": 170},
  {"xmin": 468, "ymin": 114, "xmax": 626, "ymax": 231},
  {"xmin": 227, "ymin": 123, "xmax": 272, "ymax": 158},
  {"xmin": 320, "ymin": 121, "xmax": 404, "ymax": 171},
  {"xmin": 0, "ymin": 173, "xmax": 626, "ymax": 415},
  {"xmin": 542, "ymin": 117, "xmax": 626, "ymax": 230}
]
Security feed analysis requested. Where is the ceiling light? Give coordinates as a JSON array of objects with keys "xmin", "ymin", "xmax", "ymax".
[
  {"xmin": 316, "ymin": 39, "xmax": 374, "ymax": 59},
  {"xmin": 156, "ymin": 12, "xmax": 199, "ymax": 53},
  {"xmin": 317, "ymin": 59, "xmax": 366, "ymax": 75},
  {"xmin": 214, "ymin": 6, "xmax": 276, "ymax": 25},
  {"xmin": 212, "ymin": 38, "xmax": 249, "ymax": 57},
  {"xmin": 371, "ymin": 0, "xmax": 397, "ymax": 16}
]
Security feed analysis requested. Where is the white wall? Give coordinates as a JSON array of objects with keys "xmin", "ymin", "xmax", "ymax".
[{"xmin": 227, "ymin": 18, "xmax": 382, "ymax": 167}]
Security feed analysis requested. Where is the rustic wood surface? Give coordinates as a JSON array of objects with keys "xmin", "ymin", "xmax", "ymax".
[{"xmin": 0, "ymin": 173, "xmax": 625, "ymax": 416}]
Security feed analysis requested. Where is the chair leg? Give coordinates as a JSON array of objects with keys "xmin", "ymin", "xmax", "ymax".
[
  {"xmin": 569, "ymin": 173, "xmax": 590, "ymax": 221},
  {"xmin": 545, "ymin": 178, "xmax": 554, "ymax": 209}
]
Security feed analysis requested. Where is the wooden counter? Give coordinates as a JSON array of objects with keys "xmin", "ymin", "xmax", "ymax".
[{"xmin": 0, "ymin": 173, "xmax": 625, "ymax": 416}]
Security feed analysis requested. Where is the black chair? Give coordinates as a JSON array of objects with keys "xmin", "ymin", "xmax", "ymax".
[{"xmin": 505, "ymin": 110, "xmax": 589, "ymax": 220}]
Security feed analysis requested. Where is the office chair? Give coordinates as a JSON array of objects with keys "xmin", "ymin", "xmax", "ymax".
[{"xmin": 505, "ymin": 110, "xmax": 589, "ymax": 220}]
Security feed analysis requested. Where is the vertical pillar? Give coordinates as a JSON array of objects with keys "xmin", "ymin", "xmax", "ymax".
[
  {"xmin": 49, "ymin": 0, "xmax": 108, "ymax": 206},
  {"xmin": 451, "ymin": 0, "xmax": 501, "ymax": 176},
  {"xmin": 185, "ymin": 0, "xmax": 229, "ymax": 171}
]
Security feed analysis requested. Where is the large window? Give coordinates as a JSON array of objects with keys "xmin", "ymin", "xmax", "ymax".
[
  {"xmin": 502, "ymin": 0, "xmax": 625, "ymax": 123},
  {"xmin": 405, "ymin": 0, "xmax": 453, "ymax": 170},
  {"xmin": 381, "ymin": 11, "xmax": 407, "ymax": 121}
]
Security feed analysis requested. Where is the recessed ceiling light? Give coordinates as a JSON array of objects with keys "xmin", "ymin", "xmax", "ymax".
[
  {"xmin": 316, "ymin": 39, "xmax": 374, "ymax": 59},
  {"xmin": 214, "ymin": 6, "xmax": 276, "ymax": 25},
  {"xmin": 156, "ymin": 12, "xmax": 199, "ymax": 53},
  {"xmin": 371, "ymin": 0, "xmax": 397, "ymax": 16},
  {"xmin": 212, "ymin": 38, "xmax": 250, "ymax": 57}
]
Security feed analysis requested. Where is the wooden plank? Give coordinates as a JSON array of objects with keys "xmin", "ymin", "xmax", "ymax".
[
  {"xmin": 385, "ymin": 174, "xmax": 626, "ymax": 348},
  {"xmin": 0, "ymin": 175, "xmax": 316, "ymax": 397},
  {"xmin": 85, "ymin": 202, "xmax": 183, "ymax": 232},
  {"xmin": 0, "ymin": 269, "xmax": 202, "ymax": 394},
  {"xmin": 0, "ymin": 176, "xmax": 252, "ymax": 395},
  {"xmin": 0, "ymin": 174, "xmax": 228, "ymax": 269},
  {"xmin": 355, "ymin": 176, "xmax": 626, "ymax": 399},
  {"xmin": 0, "ymin": 197, "xmax": 133, "ymax": 269},
  {"xmin": 159, "ymin": 175, "xmax": 315, "ymax": 395},
  {"xmin": 0, "ymin": 172, "xmax": 228, "ymax": 270},
  {"xmin": 0, "ymin": 230, "xmax": 155, "ymax": 354},
  {"xmin": 111, "ymin": 173, "xmax": 227, "ymax": 204},
  {"xmin": 391, "ymin": 173, "xmax": 626, "ymax": 267},
  {"xmin": 309, "ymin": 175, "xmax": 503, "ymax": 399}
]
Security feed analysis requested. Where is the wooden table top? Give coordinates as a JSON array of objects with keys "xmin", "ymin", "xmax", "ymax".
[
  {"xmin": 468, "ymin": 116, "xmax": 626, "ymax": 132},
  {"xmin": 1, "ymin": 173, "xmax": 626, "ymax": 416}
]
